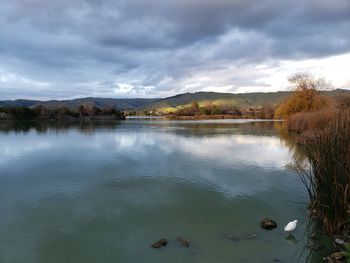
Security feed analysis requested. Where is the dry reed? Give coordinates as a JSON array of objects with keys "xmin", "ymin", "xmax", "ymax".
[{"xmin": 294, "ymin": 109, "xmax": 350, "ymax": 234}]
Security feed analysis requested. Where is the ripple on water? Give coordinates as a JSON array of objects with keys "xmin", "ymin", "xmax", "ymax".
[{"xmin": 0, "ymin": 120, "xmax": 324, "ymax": 263}]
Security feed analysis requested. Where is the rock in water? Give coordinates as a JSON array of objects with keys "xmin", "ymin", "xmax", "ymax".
[
  {"xmin": 306, "ymin": 243, "xmax": 324, "ymax": 251},
  {"xmin": 326, "ymin": 251, "xmax": 345, "ymax": 262},
  {"xmin": 151, "ymin": 239, "xmax": 168, "ymax": 248},
  {"xmin": 228, "ymin": 234, "xmax": 240, "ymax": 242},
  {"xmin": 260, "ymin": 218, "xmax": 277, "ymax": 230},
  {"xmin": 177, "ymin": 237, "xmax": 190, "ymax": 247}
]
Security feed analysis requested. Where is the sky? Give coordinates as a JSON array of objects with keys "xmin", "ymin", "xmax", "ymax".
[{"xmin": 0, "ymin": 0, "xmax": 350, "ymax": 100}]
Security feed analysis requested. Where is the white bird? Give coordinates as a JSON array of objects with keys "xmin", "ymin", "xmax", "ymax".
[{"xmin": 284, "ymin": 220, "xmax": 298, "ymax": 235}]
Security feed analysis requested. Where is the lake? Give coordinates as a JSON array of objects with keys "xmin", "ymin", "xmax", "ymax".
[{"xmin": 0, "ymin": 119, "xmax": 331, "ymax": 263}]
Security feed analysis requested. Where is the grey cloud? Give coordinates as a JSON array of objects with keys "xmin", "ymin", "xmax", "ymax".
[{"xmin": 0, "ymin": 0, "xmax": 349, "ymax": 99}]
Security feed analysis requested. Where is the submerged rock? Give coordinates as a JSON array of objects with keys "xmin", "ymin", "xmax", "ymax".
[
  {"xmin": 177, "ymin": 237, "xmax": 190, "ymax": 247},
  {"xmin": 227, "ymin": 233, "xmax": 240, "ymax": 241},
  {"xmin": 306, "ymin": 243, "xmax": 324, "ymax": 251},
  {"xmin": 260, "ymin": 218, "xmax": 277, "ymax": 230},
  {"xmin": 227, "ymin": 232, "xmax": 258, "ymax": 241},
  {"xmin": 243, "ymin": 233, "xmax": 258, "ymax": 240},
  {"xmin": 151, "ymin": 238, "xmax": 168, "ymax": 248}
]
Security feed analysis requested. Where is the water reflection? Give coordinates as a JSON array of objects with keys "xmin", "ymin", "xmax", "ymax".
[
  {"xmin": 0, "ymin": 119, "xmax": 331, "ymax": 263},
  {"xmin": 0, "ymin": 120, "xmax": 123, "ymax": 134},
  {"xmin": 274, "ymin": 122, "xmax": 335, "ymax": 263},
  {"xmin": 286, "ymin": 234, "xmax": 298, "ymax": 244},
  {"xmin": 0, "ymin": 119, "xmax": 280, "ymax": 136},
  {"xmin": 0, "ymin": 120, "xmax": 294, "ymax": 199}
]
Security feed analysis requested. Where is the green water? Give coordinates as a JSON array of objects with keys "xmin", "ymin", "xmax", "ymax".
[{"xmin": 0, "ymin": 120, "xmax": 332, "ymax": 263}]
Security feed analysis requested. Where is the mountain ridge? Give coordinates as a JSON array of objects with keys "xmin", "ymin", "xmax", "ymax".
[{"xmin": 1, "ymin": 89, "xmax": 349, "ymax": 112}]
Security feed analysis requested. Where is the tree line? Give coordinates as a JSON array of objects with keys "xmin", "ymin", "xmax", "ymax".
[
  {"xmin": 170, "ymin": 102, "xmax": 275, "ymax": 119},
  {"xmin": 0, "ymin": 104, "xmax": 125, "ymax": 120}
]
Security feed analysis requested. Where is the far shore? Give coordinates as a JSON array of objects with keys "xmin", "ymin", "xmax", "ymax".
[{"xmin": 165, "ymin": 114, "xmax": 272, "ymax": 120}]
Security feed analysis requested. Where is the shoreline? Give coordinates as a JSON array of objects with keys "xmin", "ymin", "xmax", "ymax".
[{"xmin": 165, "ymin": 114, "xmax": 275, "ymax": 120}]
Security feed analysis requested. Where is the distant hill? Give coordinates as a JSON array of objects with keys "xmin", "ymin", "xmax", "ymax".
[
  {"xmin": 1, "ymin": 89, "xmax": 349, "ymax": 112},
  {"xmin": 142, "ymin": 91, "xmax": 292, "ymax": 112},
  {"xmin": 142, "ymin": 89, "xmax": 350, "ymax": 112},
  {"xmin": 0, "ymin": 98, "xmax": 159, "ymax": 110}
]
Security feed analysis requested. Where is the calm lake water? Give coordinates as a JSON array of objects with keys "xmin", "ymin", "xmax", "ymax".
[{"xmin": 0, "ymin": 119, "xmax": 332, "ymax": 263}]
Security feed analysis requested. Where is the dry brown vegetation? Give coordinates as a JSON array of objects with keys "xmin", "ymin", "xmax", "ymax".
[
  {"xmin": 295, "ymin": 109, "xmax": 350, "ymax": 234},
  {"xmin": 279, "ymin": 73, "xmax": 350, "ymax": 234},
  {"xmin": 286, "ymin": 93, "xmax": 350, "ymax": 133},
  {"xmin": 286, "ymin": 109, "xmax": 333, "ymax": 133},
  {"xmin": 275, "ymin": 73, "xmax": 330, "ymax": 119}
]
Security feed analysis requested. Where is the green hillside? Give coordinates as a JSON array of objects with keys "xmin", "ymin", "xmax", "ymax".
[
  {"xmin": 142, "ymin": 91, "xmax": 292, "ymax": 112},
  {"xmin": 1, "ymin": 89, "xmax": 348, "ymax": 113},
  {"xmin": 142, "ymin": 89, "xmax": 350, "ymax": 113}
]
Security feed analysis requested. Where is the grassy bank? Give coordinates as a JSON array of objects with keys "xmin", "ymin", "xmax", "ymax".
[
  {"xmin": 288, "ymin": 109, "xmax": 350, "ymax": 234},
  {"xmin": 167, "ymin": 114, "xmax": 251, "ymax": 120},
  {"xmin": 286, "ymin": 109, "xmax": 333, "ymax": 133}
]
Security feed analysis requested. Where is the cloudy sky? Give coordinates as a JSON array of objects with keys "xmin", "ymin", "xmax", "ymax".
[{"xmin": 0, "ymin": 0, "xmax": 350, "ymax": 100}]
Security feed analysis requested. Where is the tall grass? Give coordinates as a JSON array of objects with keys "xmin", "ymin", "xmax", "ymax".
[
  {"xmin": 291, "ymin": 109, "xmax": 350, "ymax": 234},
  {"xmin": 286, "ymin": 109, "xmax": 333, "ymax": 133}
]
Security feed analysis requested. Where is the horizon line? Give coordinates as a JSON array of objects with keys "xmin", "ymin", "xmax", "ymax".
[{"xmin": 2, "ymin": 88, "xmax": 349, "ymax": 102}]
